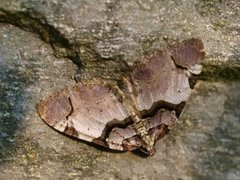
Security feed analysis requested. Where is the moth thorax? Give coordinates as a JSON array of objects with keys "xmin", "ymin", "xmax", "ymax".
[
  {"xmin": 133, "ymin": 119, "xmax": 148, "ymax": 136},
  {"xmin": 130, "ymin": 111, "xmax": 141, "ymax": 123}
]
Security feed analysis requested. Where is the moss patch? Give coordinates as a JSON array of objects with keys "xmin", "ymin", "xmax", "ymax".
[{"xmin": 199, "ymin": 60, "xmax": 240, "ymax": 81}]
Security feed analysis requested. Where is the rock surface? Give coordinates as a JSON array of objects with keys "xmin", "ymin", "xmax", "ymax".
[
  {"xmin": 0, "ymin": 0, "xmax": 240, "ymax": 179},
  {"xmin": 0, "ymin": 0, "xmax": 239, "ymax": 79}
]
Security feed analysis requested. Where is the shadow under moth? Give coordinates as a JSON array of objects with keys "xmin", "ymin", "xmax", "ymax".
[{"xmin": 37, "ymin": 38, "xmax": 205, "ymax": 156}]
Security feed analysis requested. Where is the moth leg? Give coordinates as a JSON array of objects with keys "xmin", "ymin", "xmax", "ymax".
[{"xmin": 106, "ymin": 125, "xmax": 141, "ymax": 151}]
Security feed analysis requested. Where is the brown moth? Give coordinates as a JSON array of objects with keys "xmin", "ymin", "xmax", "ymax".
[{"xmin": 37, "ymin": 38, "xmax": 205, "ymax": 156}]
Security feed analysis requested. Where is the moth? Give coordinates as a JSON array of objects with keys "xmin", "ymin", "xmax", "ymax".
[{"xmin": 37, "ymin": 39, "xmax": 205, "ymax": 156}]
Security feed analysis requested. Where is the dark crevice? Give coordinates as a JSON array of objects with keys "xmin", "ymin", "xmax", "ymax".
[
  {"xmin": 66, "ymin": 97, "xmax": 74, "ymax": 120},
  {"xmin": 170, "ymin": 55, "xmax": 200, "ymax": 88},
  {"xmin": 170, "ymin": 55, "xmax": 189, "ymax": 71},
  {"xmin": 98, "ymin": 117, "xmax": 134, "ymax": 140},
  {"xmin": 0, "ymin": 9, "xmax": 133, "ymax": 81},
  {"xmin": 95, "ymin": 100, "xmax": 186, "ymax": 144},
  {"xmin": 189, "ymin": 74, "xmax": 199, "ymax": 88},
  {"xmin": 141, "ymin": 101, "xmax": 186, "ymax": 119},
  {"xmin": 0, "ymin": 9, "xmax": 81, "ymax": 65}
]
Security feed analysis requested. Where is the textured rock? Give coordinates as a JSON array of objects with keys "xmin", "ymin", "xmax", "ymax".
[
  {"xmin": 0, "ymin": 0, "xmax": 239, "ymax": 80},
  {"xmin": 0, "ymin": 0, "xmax": 240, "ymax": 179}
]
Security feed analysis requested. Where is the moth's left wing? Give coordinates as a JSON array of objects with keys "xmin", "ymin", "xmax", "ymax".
[{"xmin": 129, "ymin": 39, "xmax": 205, "ymax": 112}]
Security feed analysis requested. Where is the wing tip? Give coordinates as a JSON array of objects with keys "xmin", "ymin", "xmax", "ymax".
[
  {"xmin": 36, "ymin": 99, "xmax": 47, "ymax": 119},
  {"xmin": 170, "ymin": 38, "xmax": 205, "ymax": 74}
]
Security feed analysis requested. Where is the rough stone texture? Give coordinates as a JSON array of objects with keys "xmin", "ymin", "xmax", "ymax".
[
  {"xmin": 0, "ymin": 0, "xmax": 240, "ymax": 179},
  {"xmin": 0, "ymin": 0, "xmax": 239, "ymax": 80}
]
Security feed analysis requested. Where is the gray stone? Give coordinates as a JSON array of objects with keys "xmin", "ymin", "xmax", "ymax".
[{"xmin": 0, "ymin": 0, "xmax": 239, "ymax": 79}]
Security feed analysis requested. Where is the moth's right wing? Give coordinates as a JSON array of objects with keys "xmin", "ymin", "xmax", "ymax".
[
  {"xmin": 36, "ymin": 81, "xmax": 131, "ymax": 149},
  {"xmin": 170, "ymin": 38, "xmax": 205, "ymax": 74}
]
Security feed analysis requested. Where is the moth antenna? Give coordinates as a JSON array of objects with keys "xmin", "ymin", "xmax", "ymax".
[
  {"xmin": 107, "ymin": 82, "xmax": 126, "ymax": 100},
  {"xmin": 122, "ymin": 77, "xmax": 140, "ymax": 115},
  {"xmin": 139, "ymin": 147, "xmax": 150, "ymax": 155},
  {"xmin": 122, "ymin": 77, "xmax": 134, "ymax": 93}
]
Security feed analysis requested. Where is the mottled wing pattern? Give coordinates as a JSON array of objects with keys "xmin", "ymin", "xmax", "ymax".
[
  {"xmin": 170, "ymin": 39, "xmax": 205, "ymax": 74},
  {"xmin": 37, "ymin": 81, "xmax": 130, "ymax": 145},
  {"xmin": 130, "ymin": 39, "xmax": 205, "ymax": 112}
]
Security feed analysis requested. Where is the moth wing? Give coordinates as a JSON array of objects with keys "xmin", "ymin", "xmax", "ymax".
[
  {"xmin": 107, "ymin": 109, "xmax": 177, "ymax": 152},
  {"xmin": 130, "ymin": 39, "xmax": 205, "ymax": 112},
  {"xmin": 107, "ymin": 126, "xmax": 138, "ymax": 151},
  {"xmin": 170, "ymin": 38, "xmax": 205, "ymax": 74},
  {"xmin": 37, "ymin": 81, "xmax": 130, "ymax": 148}
]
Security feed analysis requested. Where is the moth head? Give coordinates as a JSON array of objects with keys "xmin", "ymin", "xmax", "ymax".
[
  {"xmin": 140, "ymin": 134, "xmax": 156, "ymax": 156},
  {"xmin": 140, "ymin": 124, "xmax": 169, "ymax": 156},
  {"xmin": 122, "ymin": 134, "xmax": 157, "ymax": 156},
  {"xmin": 138, "ymin": 110, "xmax": 177, "ymax": 155}
]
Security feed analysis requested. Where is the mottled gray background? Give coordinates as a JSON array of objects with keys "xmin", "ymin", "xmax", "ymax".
[{"xmin": 0, "ymin": 0, "xmax": 239, "ymax": 179}]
